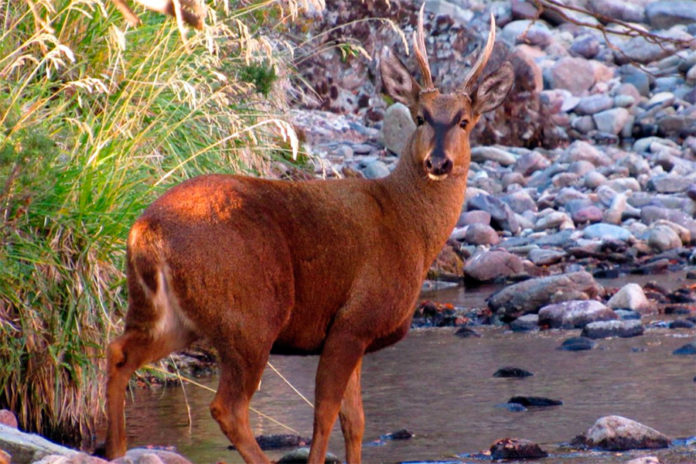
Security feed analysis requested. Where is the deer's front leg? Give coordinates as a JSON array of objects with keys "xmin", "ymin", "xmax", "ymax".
[
  {"xmin": 339, "ymin": 358, "xmax": 364, "ymax": 464},
  {"xmin": 307, "ymin": 330, "xmax": 365, "ymax": 464}
]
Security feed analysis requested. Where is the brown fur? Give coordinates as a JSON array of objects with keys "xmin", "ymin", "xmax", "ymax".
[
  {"xmin": 105, "ymin": 13, "xmax": 514, "ymax": 464},
  {"xmin": 111, "ymin": 0, "xmax": 204, "ymax": 29}
]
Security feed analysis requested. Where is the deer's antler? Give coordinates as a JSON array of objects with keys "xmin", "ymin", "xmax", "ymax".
[
  {"xmin": 461, "ymin": 13, "xmax": 497, "ymax": 95},
  {"xmin": 413, "ymin": 3, "xmax": 435, "ymax": 94}
]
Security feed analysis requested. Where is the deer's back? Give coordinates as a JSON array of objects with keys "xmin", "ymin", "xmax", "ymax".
[{"xmin": 125, "ymin": 174, "xmax": 424, "ymax": 353}]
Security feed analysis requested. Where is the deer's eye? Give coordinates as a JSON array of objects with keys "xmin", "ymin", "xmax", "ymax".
[
  {"xmin": 416, "ymin": 115, "xmax": 425, "ymax": 126},
  {"xmin": 459, "ymin": 118, "xmax": 469, "ymax": 129}
]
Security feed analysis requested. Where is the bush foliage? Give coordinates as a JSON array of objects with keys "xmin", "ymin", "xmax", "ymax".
[{"xmin": 0, "ymin": 0, "xmax": 308, "ymax": 446}]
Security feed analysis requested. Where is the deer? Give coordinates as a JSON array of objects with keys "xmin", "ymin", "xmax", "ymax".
[
  {"xmin": 111, "ymin": 0, "xmax": 205, "ymax": 29},
  {"xmin": 104, "ymin": 5, "xmax": 513, "ymax": 464}
]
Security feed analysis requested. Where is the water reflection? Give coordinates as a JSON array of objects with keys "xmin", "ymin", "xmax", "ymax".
[{"xmin": 124, "ymin": 323, "xmax": 696, "ymax": 463}]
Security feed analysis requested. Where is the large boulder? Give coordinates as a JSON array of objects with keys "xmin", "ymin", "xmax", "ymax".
[
  {"xmin": 585, "ymin": 415, "xmax": 671, "ymax": 451},
  {"xmin": 0, "ymin": 424, "xmax": 88, "ymax": 464},
  {"xmin": 487, "ymin": 271, "xmax": 602, "ymax": 320}
]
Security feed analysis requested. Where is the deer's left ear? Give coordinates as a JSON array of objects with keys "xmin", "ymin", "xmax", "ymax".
[{"xmin": 472, "ymin": 62, "xmax": 514, "ymax": 115}]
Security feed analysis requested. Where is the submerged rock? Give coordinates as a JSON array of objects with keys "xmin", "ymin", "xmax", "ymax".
[
  {"xmin": 584, "ymin": 415, "xmax": 671, "ymax": 451},
  {"xmin": 493, "ymin": 367, "xmax": 534, "ymax": 378},
  {"xmin": 112, "ymin": 449, "xmax": 191, "ymax": 464},
  {"xmin": 559, "ymin": 336, "xmax": 596, "ymax": 351},
  {"xmin": 277, "ymin": 447, "xmax": 340, "ymax": 464},
  {"xmin": 508, "ymin": 396, "xmax": 563, "ymax": 407},
  {"xmin": 490, "ymin": 438, "xmax": 548, "ymax": 460},
  {"xmin": 672, "ymin": 341, "xmax": 696, "ymax": 355}
]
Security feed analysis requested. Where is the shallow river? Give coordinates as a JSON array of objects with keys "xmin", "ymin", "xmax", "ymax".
[{"xmin": 121, "ymin": 283, "xmax": 696, "ymax": 464}]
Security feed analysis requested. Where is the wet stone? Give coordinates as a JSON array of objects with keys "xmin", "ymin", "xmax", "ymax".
[
  {"xmin": 581, "ymin": 319, "xmax": 644, "ymax": 339},
  {"xmin": 490, "ymin": 438, "xmax": 548, "ymax": 460},
  {"xmin": 585, "ymin": 415, "xmax": 671, "ymax": 451},
  {"xmin": 493, "ymin": 367, "xmax": 533, "ymax": 378},
  {"xmin": 559, "ymin": 336, "xmax": 596, "ymax": 351},
  {"xmin": 672, "ymin": 341, "xmax": 696, "ymax": 355},
  {"xmin": 277, "ymin": 447, "xmax": 340, "ymax": 464},
  {"xmin": 508, "ymin": 396, "xmax": 563, "ymax": 407},
  {"xmin": 510, "ymin": 314, "xmax": 540, "ymax": 332}
]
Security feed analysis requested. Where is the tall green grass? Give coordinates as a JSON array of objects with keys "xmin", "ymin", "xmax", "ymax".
[{"xmin": 0, "ymin": 0, "xmax": 309, "ymax": 446}]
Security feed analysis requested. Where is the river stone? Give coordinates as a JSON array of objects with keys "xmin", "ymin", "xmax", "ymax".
[
  {"xmin": 501, "ymin": 19, "xmax": 553, "ymax": 46},
  {"xmin": 463, "ymin": 250, "xmax": 524, "ymax": 282},
  {"xmin": 585, "ymin": 415, "xmax": 671, "ymax": 451},
  {"xmin": 277, "ymin": 447, "xmax": 340, "ymax": 464},
  {"xmin": 672, "ymin": 341, "xmax": 696, "ymax": 355},
  {"xmin": 645, "ymin": 224, "xmax": 682, "ymax": 252},
  {"xmin": 646, "ymin": 1, "xmax": 696, "ymax": 28},
  {"xmin": 514, "ymin": 150, "xmax": 550, "ymax": 176},
  {"xmin": 362, "ymin": 160, "xmax": 390, "ymax": 179},
  {"xmin": 508, "ymin": 396, "xmax": 562, "ymax": 407},
  {"xmin": 488, "ymin": 271, "xmax": 602, "ymax": 320},
  {"xmin": 539, "ymin": 300, "xmax": 617, "ymax": 329},
  {"xmin": 493, "ymin": 367, "xmax": 534, "ymax": 378},
  {"xmin": 549, "ymin": 57, "xmax": 596, "ymax": 96},
  {"xmin": 34, "ymin": 454, "xmax": 108, "ymax": 464},
  {"xmin": 581, "ymin": 319, "xmax": 644, "ymax": 339},
  {"xmin": 574, "ymin": 94, "xmax": 614, "ymax": 115},
  {"xmin": 593, "ymin": 107, "xmax": 630, "ymax": 135},
  {"xmin": 528, "ymin": 248, "xmax": 567, "ymax": 266},
  {"xmin": 563, "ymin": 140, "xmax": 609, "ymax": 166},
  {"xmin": 471, "ymin": 146, "xmax": 516, "ymax": 166},
  {"xmin": 457, "ymin": 210, "xmax": 491, "ymax": 226},
  {"xmin": 464, "ymin": 223, "xmax": 500, "ymax": 246},
  {"xmin": 589, "ymin": 0, "xmax": 645, "ymax": 22},
  {"xmin": 607, "ymin": 283, "xmax": 654, "ymax": 313},
  {"xmin": 490, "ymin": 438, "xmax": 548, "ymax": 460},
  {"xmin": 381, "ymin": 102, "xmax": 415, "ymax": 156},
  {"xmin": 111, "ymin": 449, "xmax": 191, "ymax": 464},
  {"xmin": 0, "ymin": 423, "xmax": 81, "ymax": 464},
  {"xmin": 570, "ymin": 35, "xmax": 600, "ymax": 59},
  {"xmin": 559, "ymin": 336, "xmax": 596, "ymax": 351},
  {"xmin": 468, "ymin": 194, "xmax": 520, "ymax": 234},
  {"xmin": 583, "ymin": 223, "xmax": 633, "ymax": 241},
  {"xmin": 647, "ymin": 174, "xmax": 692, "ymax": 193},
  {"xmin": 502, "ymin": 190, "xmax": 537, "ymax": 214},
  {"xmin": 626, "ymin": 457, "xmax": 661, "ymax": 464},
  {"xmin": 510, "ymin": 314, "xmax": 540, "ymax": 332}
]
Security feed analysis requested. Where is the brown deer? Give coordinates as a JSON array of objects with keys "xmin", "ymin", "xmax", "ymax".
[
  {"xmin": 104, "ymin": 5, "xmax": 513, "ymax": 464},
  {"xmin": 111, "ymin": 0, "xmax": 205, "ymax": 29}
]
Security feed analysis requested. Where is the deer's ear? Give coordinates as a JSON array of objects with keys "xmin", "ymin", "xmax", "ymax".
[
  {"xmin": 380, "ymin": 46, "xmax": 420, "ymax": 109},
  {"xmin": 472, "ymin": 62, "xmax": 514, "ymax": 115}
]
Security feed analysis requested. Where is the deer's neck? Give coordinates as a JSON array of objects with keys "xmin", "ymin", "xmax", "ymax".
[{"xmin": 379, "ymin": 149, "xmax": 469, "ymax": 266}]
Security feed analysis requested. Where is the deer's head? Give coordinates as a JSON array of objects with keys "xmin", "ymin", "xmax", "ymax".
[{"xmin": 380, "ymin": 6, "xmax": 514, "ymax": 181}]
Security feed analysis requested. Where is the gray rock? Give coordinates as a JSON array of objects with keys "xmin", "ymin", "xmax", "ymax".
[
  {"xmin": 645, "ymin": 223, "xmax": 683, "ymax": 252},
  {"xmin": 381, "ymin": 103, "xmax": 415, "ymax": 156},
  {"xmin": 470, "ymin": 146, "xmax": 516, "ymax": 166},
  {"xmin": 616, "ymin": 35, "xmax": 673, "ymax": 64},
  {"xmin": 572, "ymin": 205, "xmax": 604, "ymax": 224},
  {"xmin": 488, "ymin": 271, "xmax": 602, "ymax": 320},
  {"xmin": 575, "ymin": 94, "xmax": 614, "ymax": 115},
  {"xmin": 648, "ymin": 174, "xmax": 693, "ymax": 193},
  {"xmin": 535, "ymin": 211, "xmax": 573, "ymax": 231},
  {"xmin": 572, "ymin": 115, "xmax": 596, "ymax": 133},
  {"xmin": 583, "ymin": 223, "xmax": 633, "ymax": 241},
  {"xmin": 277, "ymin": 446, "xmax": 340, "ymax": 464},
  {"xmin": 501, "ymin": 20, "xmax": 553, "ymax": 47},
  {"xmin": 584, "ymin": 171, "xmax": 607, "ymax": 189},
  {"xmin": 607, "ymin": 283, "xmax": 654, "ymax": 313},
  {"xmin": 549, "ymin": 57, "xmax": 596, "ymax": 96},
  {"xmin": 585, "ymin": 415, "xmax": 671, "ymax": 450},
  {"xmin": 563, "ymin": 140, "xmax": 609, "ymax": 166},
  {"xmin": 589, "ymin": 0, "xmax": 645, "ymax": 22},
  {"xmin": 604, "ymin": 192, "xmax": 627, "ymax": 225},
  {"xmin": 464, "ymin": 223, "xmax": 500, "ymax": 246},
  {"xmin": 490, "ymin": 438, "xmax": 548, "ymax": 460},
  {"xmin": 33, "ymin": 454, "xmax": 108, "ymax": 464},
  {"xmin": 570, "ymin": 35, "xmax": 600, "ymax": 59},
  {"xmin": 539, "ymin": 300, "xmax": 617, "ymax": 329},
  {"xmin": 468, "ymin": 194, "xmax": 520, "ymax": 234},
  {"xmin": 528, "ymin": 248, "xmax": 567, "ymax": 265},
  {"xmin": 514, "ymin": 151, "xmax": 550, "ymax": 176},
  {"xmin": 593, "ymin": 107, "xmax": 630, "ymax": 135},
  {"xmin": 581, "ymin": 319, "xmax": 644, "ymax": 339},
  {"xmin": 0, "ymin": 423, "xmax": 81, "ymax": 464},
  {"xmin": 618, "ymin": 65, "xmax": 652, "ymax": 96},
  {"xmin": 113, "ymin": 449, "xmax": 193, "ymax": 464},
  {"xmin": 362, "ymin": 160, "xmax": 390, "ymax": 179},
  {"xmin": 463, "ymin": 250, "xmax": 524, "ymax": 282},
  {"xmin": 510, "ymin": 314, "xmax": 540, "ymax": 332},
  {"xmin": 424, "ymin": 0, "xmax": 474, "ymax": 23},
  {"xmin": 502, "ymin": 190, "xmax": 538, "ymax": 214},
  {"xmin": 626, "ymin": 457, "xmax": 661, "ymax": 464},
  {"xmin": 646, "ymin": 1, "xmax": 696, "ymax": 29},
  {"xmin": 457, "ymin": 210, "xmax": 491, "ymax": 226}
]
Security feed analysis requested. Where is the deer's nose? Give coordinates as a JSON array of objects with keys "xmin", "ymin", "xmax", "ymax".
[{"xmin": 424, "ymin": 155, "xmax": 453, "ymax": 177}]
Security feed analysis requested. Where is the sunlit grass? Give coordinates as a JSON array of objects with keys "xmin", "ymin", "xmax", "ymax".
[{"xmin": 0, "ymin": 0, "xmax": 315, "ymax": 446}]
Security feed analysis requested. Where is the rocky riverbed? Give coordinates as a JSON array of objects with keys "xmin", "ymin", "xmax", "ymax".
[{"xmin": 4, "ymin": 0, "xmax": 696, "ymax": 463}]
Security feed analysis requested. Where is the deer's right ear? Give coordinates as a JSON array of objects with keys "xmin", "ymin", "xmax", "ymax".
[{"xmin": 380, "ymin": 47, "xmax": 420, "ymax": 109}]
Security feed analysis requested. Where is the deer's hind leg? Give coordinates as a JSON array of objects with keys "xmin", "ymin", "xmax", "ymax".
[{"xmin": 105, "ymin": 268, "xmax": 198, "ymax": 459}]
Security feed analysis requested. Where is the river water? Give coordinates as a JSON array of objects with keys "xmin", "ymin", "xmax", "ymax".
[{"xmin": 121, "ymin": 282, "xmax": 696, "ymax": 464}]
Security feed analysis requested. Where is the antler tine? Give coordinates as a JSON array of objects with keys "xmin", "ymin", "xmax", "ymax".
[
  {"xmin": 413, "ymin": 3, "xmax": 435, "ymax": 92},
  {"xmin": 462, "ymin": 13, "xmax": 497, "ymax": 95}
]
